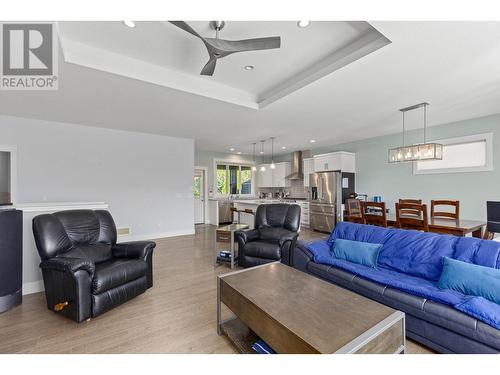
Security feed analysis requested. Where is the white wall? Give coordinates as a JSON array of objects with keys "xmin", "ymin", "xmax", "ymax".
[{"xmin": 0, "ymin": 114, "xmax": 195, "ymax": 241}]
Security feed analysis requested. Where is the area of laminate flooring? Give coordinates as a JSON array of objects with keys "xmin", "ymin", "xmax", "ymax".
[{"xmin": 0, "ymin": 225, "xmax": 432, "ymax": 354}]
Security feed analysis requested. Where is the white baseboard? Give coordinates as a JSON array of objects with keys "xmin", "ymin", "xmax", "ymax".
[
  {"xmin": 119, "ymin": 228, "xmax": 195, "ymax": 241},
  {"xmin": 22, "ymin": 229, "xmax": 196, "ymax": 296},
  {"xmin": 22, "ymin": 280, "xmax": 44, "ymax": 295}
]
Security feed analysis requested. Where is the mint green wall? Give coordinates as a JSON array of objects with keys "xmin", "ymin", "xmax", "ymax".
[
  {"xmin": 195, "ymin": 113, "xmax": 499, "ymax": 218},
  {"xmin": 311, "ymin": 113, "xmax": 500, "ymax": 220}
]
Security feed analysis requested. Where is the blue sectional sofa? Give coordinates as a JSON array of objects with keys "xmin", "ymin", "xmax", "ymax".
[{"xmin": 294, "ymin": 222, "xmax": 500, "ymax": 353}]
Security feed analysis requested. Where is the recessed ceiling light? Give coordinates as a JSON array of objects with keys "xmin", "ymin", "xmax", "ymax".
[
  {"xmin": 122, "ymin": 21, "xmax": 136, "ymax": 28},
  {"xmin": 310, "ymin": 139, "xmax": 316, "ymax": 143},
  {"xmin": 229, "ymin": 147, "xmax": 235, "ymax": 151},
  {"xmin": 237, "ymin": 151, "xmax": 242, "ymax": 155},
  {"xmin": 281, "ymin": 146, "xmax": 287, "ymax": 150},
  {"xmin": 297, "ymin": 21, "xmax": 310, "ymax": 28},
  {"xmin": 260, "ymin": 151, "xmax": 264, "ymax": 154},
  {"xmin": 244, "ymin": 65, "xmax": 254, "ymax": 71}
]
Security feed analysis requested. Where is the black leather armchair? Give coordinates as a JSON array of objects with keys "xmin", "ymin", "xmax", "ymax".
[
  {"xmin": 32, "ymin": 209, "xmax": 155, "ymax": 322},
  {"xmin": 235, "ymin": 204, "xmax": 301, "ymax": 268}
]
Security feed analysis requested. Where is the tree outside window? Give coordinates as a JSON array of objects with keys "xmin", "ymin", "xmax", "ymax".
[
  {"xmin": 216, "ymin": 164, "xmax": 227, "ymax": 194},
  {"xmin": 193, "ymin": 176, "xmax": 201, "ymax": 199},
  {"xmin": 216, "ymin": 162, "xmax": 253, "ymax": 196}
]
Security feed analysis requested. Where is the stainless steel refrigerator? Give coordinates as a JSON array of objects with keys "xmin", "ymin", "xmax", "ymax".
[{"xmin": 309, "ymin": 171, "xmax": 342, "ymax": 233}]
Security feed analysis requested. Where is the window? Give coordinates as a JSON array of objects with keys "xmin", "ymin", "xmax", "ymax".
[
  {"xmin": 193, "ymin": 175, "xmax": 201, "ymax": 199},
  {"xmin": 241, "ymin": 166, "xmax": 252, "ymax": 194},
  {"xmin": 414, "ymin": 133, "xmax": 493, "ymax": 175},
  {"xmin": 215, "ymin": 162, "xmax": 253, "ymax": 195}
]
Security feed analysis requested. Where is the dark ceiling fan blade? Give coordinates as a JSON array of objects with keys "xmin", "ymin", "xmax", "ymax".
[
  {"xmin": 168, "ymin": 21, "xmax": 204, "ymax": 39},
  {"xmin": 200, "ymin": 58, "xmax": 217, "ymax": 76},
  {"xmin": 205, "ymin": 36, "xmax": 281, "ymax": 53}
]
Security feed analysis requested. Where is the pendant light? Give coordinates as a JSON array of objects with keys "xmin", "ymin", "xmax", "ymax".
[
  {"xmin": 270, "ymin": 137, "xmax": 276, "ymax": 169},
  {"xmin": 251, "ymin": 143, "xmax": 257, "ymax": 171},
  {"xmin": 388, "ymin": 102, "xmax": 443, "ymax": 163},
  {"xmin": 259, "ymin": 140, "xmax": 266, "ymax": 172}
]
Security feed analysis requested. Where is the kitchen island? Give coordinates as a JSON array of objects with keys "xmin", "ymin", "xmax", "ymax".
[{"xmin": 233, "ymin": 199, "xmax": 309, "ymax": 229}]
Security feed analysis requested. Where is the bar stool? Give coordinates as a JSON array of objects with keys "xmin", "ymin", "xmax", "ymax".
[
  {"xmin": 243, "ymin": 208, "xmax": 255, "ymax": 216},
  {"xmin": 230, "ymin": 207, "xmax": 243, "ymax": 224}
]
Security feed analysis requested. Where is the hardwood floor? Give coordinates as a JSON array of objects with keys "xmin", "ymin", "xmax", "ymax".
[{"xmin": 0, "ymin": 225, "xmax": 432, "ymax": 354}]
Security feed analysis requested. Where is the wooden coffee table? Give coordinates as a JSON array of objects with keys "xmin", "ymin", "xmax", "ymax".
[{"xmin": 217, "ymin": 262, "xmax": 405, "ymax": 354}]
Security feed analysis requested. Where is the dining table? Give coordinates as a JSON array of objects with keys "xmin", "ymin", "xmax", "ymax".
[{"xmin": 385, "ymin": 213, "xmax": 486, "ymax": 238}]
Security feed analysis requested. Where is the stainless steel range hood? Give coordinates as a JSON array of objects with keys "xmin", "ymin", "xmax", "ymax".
[{"xmin": 285, "ymin": 151, "xmax": 304, "ymax": 180}]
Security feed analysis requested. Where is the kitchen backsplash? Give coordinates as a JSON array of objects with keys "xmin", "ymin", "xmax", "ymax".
[{"xmin": 258, "ymin": 179, "xmax": 308, "ymax": 198}]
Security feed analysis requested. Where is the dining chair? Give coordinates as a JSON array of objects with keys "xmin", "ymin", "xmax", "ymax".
[
  {"xmin": 344, "ymin": 199, "xmax": 365, "ymax": 224},
  {"xmin": 484, "ymin": 201, "xmax": 500, "ymax": 240},
  {"xmin": 363, "ymin": 201, "xmax": 387, "ymax": 227},
  {"xmin": 431, "ymin": 200, "xmax": 460, "ymax": 220},
  {"xmin": 396, "ymin": 203, "xmax": 429, "ymax": 232},
  {"xmin": 399, "ymin": 199, "xmax": 423, "ymax": 216}
]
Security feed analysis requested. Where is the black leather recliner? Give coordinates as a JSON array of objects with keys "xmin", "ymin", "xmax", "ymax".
[
  {"xmin": 32, "ymin": 209, "xmax": 156, "ymax": 322},
  {"xmin": 235, "ymin": 204, "xmax": 301, "ymax": 268}
]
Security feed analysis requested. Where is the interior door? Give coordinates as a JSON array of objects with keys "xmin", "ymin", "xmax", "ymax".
[{"xmin": 194, "ymin": 169, "xmax": 205, "ymax": 224}]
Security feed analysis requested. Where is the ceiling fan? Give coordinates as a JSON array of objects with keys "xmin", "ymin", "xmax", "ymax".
[{"xmin": 169, "ymin": 21, "xmax": 281, "ymax": 76}]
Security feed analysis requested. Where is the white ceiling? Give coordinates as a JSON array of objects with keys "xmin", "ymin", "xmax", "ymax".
[
  {"xmin": 1, "ymin": 21, "xmax": 500, "ymax": 156},
  {"xmin": 56, "ymin": 21, "xmax": 390, "ymax": 108}
]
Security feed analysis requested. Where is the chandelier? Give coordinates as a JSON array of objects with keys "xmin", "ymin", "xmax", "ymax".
[{"xmin": 388, "ymin": 102, "xmax": 443, "ymax": 163}]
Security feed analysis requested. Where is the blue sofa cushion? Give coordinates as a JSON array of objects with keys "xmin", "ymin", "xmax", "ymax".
[
  {"xmin": 328, "ymin": 222, "xmax": 500, "ymax": 282},
  {"xmin": 438, "ymin": 257, "xmax": 500, "ymax": 305},
  {"xmin": 306, "ymin": 238, "xmax": 500, "ymax": 330},
  {"xmin": 331, "ymin": 238, "xmax": 381, "ymax": 268}
]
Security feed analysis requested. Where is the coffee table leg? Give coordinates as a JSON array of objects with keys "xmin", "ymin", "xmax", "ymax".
[
  {"xmin": 213, "ymin": 232, "xmax": 217, "ymax": 268},
  {"xmin": 216, "ymin": 275, "xmax": 221, "ymax": 335},
  {"xmin": 230, "ymin": 231, "xmax": 235, "ymax": 269}
]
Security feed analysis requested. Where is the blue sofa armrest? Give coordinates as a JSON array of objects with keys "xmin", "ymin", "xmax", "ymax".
[{"xmin": 293, "ymin": 240, "xmax": 314, "ymax": 272}]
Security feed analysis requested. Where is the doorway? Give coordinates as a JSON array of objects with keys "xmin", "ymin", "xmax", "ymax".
[{"xmin": 194, "ymin": 168, "xmax": 206, "ymax": 224}]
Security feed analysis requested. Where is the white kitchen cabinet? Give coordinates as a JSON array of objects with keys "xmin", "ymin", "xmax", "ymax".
[
  {"xmin": 257, "ymin": 164, "xmax": 272, "ymax": 187},
  {"xmin": 303, "ymin": 158, "xmax": 314, "ymax": 187},
  {"xmin": 272, "ymin": 162, "xmax": 291, "ymax": 188},
  {"xmin": 298, "ymin": 201, "xmax": 310, "ymax": 228},
  {"xmin": 313, "ymin": 152, "xmax": 355, "ymax": 173},
  {"xmin": 257, "ymin": 162, "xmax": 290, "ymax": 188}
]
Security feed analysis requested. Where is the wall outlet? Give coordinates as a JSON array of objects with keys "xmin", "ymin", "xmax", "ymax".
[{"xmin": 117, "ymin": 227, "xmax": 131, "ymax": 236}]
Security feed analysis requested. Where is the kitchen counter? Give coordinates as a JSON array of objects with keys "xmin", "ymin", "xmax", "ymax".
[
  {"xmin": 209, "ymin": 198, "xmax": 310, "ymax": 227},
  {"xmin": 233, "ymin": 199, "xmax": 310, "ymax": 229}
]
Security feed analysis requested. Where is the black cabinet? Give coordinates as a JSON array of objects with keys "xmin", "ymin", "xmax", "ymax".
[{"xmin": 0, "ymin": 209, "xmax": 22, "ymax": 313}]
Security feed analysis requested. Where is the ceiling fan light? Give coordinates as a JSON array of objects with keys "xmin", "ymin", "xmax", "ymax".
[{"xmin": 122, "ymin": 21, "xmax": 136, "ymax": 28}]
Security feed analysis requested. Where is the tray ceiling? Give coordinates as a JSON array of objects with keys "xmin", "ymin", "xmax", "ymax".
[{"xmin": 57, "ymin": 21, "xmax": 391, "ymax": 109}]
